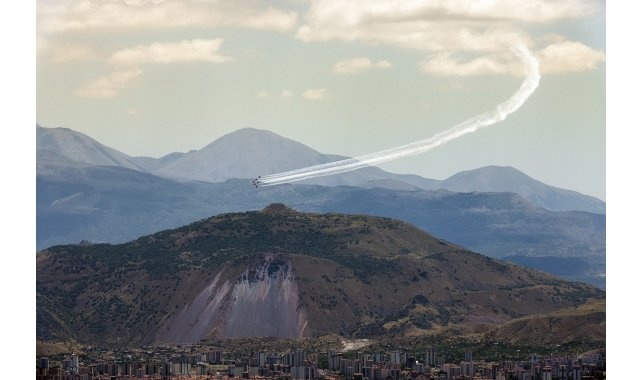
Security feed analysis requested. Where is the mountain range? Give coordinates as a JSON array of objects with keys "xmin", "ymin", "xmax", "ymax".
[
  {"xmin": 37, "ymin": 205, "xmax": 605, "ymax": 346},
  {"xmin": 38, "ymin": 125, "xmax": 604, "ymax": 213},
  {"xmin": 36, "ymin": 125, "xmax": 606, "ymax": 288}
]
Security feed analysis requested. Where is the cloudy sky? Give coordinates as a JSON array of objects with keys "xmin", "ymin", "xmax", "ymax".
[{"xmin": 36, "ymin": 0, "xmax": 605, "ymax": 199}]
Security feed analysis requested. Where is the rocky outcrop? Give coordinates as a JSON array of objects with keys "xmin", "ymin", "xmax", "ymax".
[{"xmin": 158, "ymin": 255, "xmax": 306, "ymax": 343}]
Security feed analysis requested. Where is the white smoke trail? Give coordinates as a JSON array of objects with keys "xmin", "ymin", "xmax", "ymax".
[{"xmin": 254, "ymin": 45, "xmax": 540, "ymax": 187}]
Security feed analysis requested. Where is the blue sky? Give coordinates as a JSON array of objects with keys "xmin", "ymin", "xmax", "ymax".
[{"xmin": 36, "ymin": 0, "xmax": 605, "ymax": 199}]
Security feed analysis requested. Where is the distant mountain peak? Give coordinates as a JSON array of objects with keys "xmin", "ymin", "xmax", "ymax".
[
  {"xmin": 233, "ymin": 126, "xmax": 274, "ymax": 133},
  {"xmin": 206, "ymin": 127, "xmax": 311, "ymax": 149},
  {"xmin": 438, "ymin": 165, "xmax": 605, "ymax": 213},
  {"xmin": 462, "ymin": 165, "xmax": 522, "ymax": 175},
  {"xmin": 37, "ymin": 124, "xmax": 144, "ymax": 172}
]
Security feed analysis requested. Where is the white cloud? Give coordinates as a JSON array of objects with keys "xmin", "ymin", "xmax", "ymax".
[
  {"xmin": 419, "ymin": 53, "xmax": 520, "ymax": 77},
  {"xmin": 311, "ymin": 0, "xmax": 598, "ymax": 26},
  {"xmin": 256, "ymin": 90, "xmax": 295, "ymax": 99},
  {"xmin": 298, "ymin": 18, "xmax": 529, "ymax": 53},
  {"xmin": 538, "ymin": 41, "xmax": 605, "ymax": 74},
  {"xmin": 298, "ymin": 1, "xmax": 604, "ymax": 78},
  {"xmin": 375, "ymin": 60, "xmax": 392, "ymax": 69},
  {"xmin": 418, "ymin": 40, "xmax": 605, "ymax": 77},
  {"xmin": 332, "ymin": 57, "xmax": 392, "ymax": 74},
  {"xmin": 109, "ymin": 39, "xmax": 232, "ymax": 65},
  {"xmin": 75, "ymin": 67, "xmax": 143, "ymax": 98},
  {"xmin": 38, "ymin": 0, "xmax": 298, "ymax": 33},
  {"xmin": 303, "ymin": 88, "xmax": 330, "ymax": 100},
  {"xmin": 50, "ymin": 44, "xmax": 100, "ymax": 63},
  {"xmin": 297, "ymin": 0, "xmax": 599, "ymax": 53},
  {"xmin": 73, "ymin": 38, "xmax": 232, "ymax": 99}
]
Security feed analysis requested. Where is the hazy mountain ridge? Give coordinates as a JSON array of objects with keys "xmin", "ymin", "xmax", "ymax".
[
  {"xmin": 36, "ymin": 125, "xmax": 604, "ymax": 213},
  {"xmin": 147, "ymin": 128, "xmax": 328, "ymax": 183},
  {"xmin": 438, "ymin": 165, "xmax": 605, "ymax": 214},
  {"xmin": 37, "ymin": 206, "xmax": 604, "ymax": 346},
  {"xmin": 36, "ymin": 125, "xmax": 606, "ymax": 287},
  {"xmin": 141, "ymin": 128, "xmax": 443, "ymax": 190},
  {"xmin": 37, "ymin": 125, "xmax": 144, "ymax": 172}
]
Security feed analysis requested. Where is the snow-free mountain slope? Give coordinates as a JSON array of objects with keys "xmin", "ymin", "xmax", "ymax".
[
  {"xmin": 438, "ymin": 165, "xmax": 605, "ymax": 213},
  {"xmin": 36, "ymin": 125, "xmax": 143, "ymax": 172},
  {"xmin": 146, "ymin": 127, "xmax": 440, "ymax": 189},
  {"xmin": 148, "ymin": 128, "xmax": 328, "ymax": 183}
]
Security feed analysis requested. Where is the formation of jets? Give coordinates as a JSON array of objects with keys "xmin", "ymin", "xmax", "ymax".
[{"xmin": 251, "ymin": 176, "xmax": 262, "ymax": 188}]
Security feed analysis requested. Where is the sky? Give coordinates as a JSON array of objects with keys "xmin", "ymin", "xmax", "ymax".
[{"xmin": 36, "ymin": 0, "xmax": 606, "ymax": 200}]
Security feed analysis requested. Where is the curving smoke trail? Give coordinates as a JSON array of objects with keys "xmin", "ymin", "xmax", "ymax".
[{"xmin": 254, "ymin": 44, "xmax": 540, "ymax": 187}]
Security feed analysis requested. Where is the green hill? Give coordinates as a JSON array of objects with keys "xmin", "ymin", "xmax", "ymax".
[{"xmin": 37, "ymin": 204, "xmax": 604, "ymax": 346}]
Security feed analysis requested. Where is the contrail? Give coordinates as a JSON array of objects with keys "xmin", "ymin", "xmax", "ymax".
[{"xmin": 253, "ymin": 44, "xmax": 540, "ymax": 187}]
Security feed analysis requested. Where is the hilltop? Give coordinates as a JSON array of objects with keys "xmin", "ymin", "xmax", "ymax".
[{"xmin": 37, "ymin": 206, "xmax": 604, "ymax": 347}]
